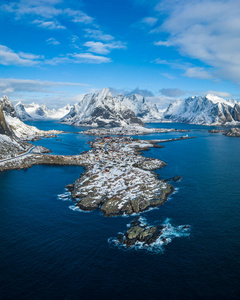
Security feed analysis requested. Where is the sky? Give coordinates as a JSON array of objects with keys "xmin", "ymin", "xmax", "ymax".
[{"xmin": 0, "ymin": 0, "xmax": 240, "ymax": 108}]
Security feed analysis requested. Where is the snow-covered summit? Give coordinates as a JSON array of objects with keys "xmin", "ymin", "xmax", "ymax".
[
  {"xmin": 15, "ymin": 102, "xmax": 72, "ymax": 120},
  {"xmin": 0, "ymin": 96, "xmax": 61, "ymax": 140},
  {"xmin": 15, "ymin": 102, "xmax": 32, "ymax": 121},
  {"xmin": 97, "ymin": 87, "xmax": 113, "ymax": 100},
  {"xmin": 116, "ymin": 93, "xmax": 162, "ymax": 122},
  {"xmin": 61, "ymin": 88, "xmax": 162, "ymax": 127},
  {"xmin": 164, "ymin": 94, "xmax": 240, "ymax": 125},
  {"xmin": 61, "ymin": 88, "xmax": 144, "ymax": 127},
  {"xmin": 205, "ymin": 94, "xmax": 236, "ymax": 106}
]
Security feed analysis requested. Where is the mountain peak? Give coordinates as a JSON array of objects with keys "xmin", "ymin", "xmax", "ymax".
[
  {"xmin": 206, "ymin": 94, "xmax": 223, "ymax": 101},
  {"xmin": 164, "ymin": 94, "xmax": 240, "ymax": 125},
  {"xmin": 97, "ymin": 88, "xmax": 112, "ymax": 100},
  {"xmin": 205, "ymin": 94, "xmax": 235, "ymax": 107}
]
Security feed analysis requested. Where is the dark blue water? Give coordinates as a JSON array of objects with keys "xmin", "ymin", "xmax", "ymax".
[{"xmin": 1, "ymin": 122, "xmax": 240, "ymax": 299}]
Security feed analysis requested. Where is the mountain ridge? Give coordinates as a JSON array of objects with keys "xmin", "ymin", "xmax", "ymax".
[
  {"xmin": 163, "ymin": 94, "xmax": 240, "ymax": 125},
  {"xmin": 61, "ymin": 88, "xmax": 162, "ymax": 127}
]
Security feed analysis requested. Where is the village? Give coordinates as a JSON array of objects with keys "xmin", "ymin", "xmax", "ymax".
[
  {"xmin": 0, "ymin": 134, "xmax": 179, "ymax": 217},
  {"xmin": 70, "ymin": 136, "xmax": 174, "ymax": 216},
  {"xmin": 80, "ymin": 125, "xmax": 189, "ymax": 136},
  {"xmin": 85, "ymin": 136, "xmax": 166, "ymax": 171}
]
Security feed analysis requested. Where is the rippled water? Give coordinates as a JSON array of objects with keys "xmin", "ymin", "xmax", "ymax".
[{"xmin": 1, "ymin": 121, "xmax": 240, "ymax": 299}]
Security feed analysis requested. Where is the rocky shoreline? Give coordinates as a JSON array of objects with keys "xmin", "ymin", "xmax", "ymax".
[
  {"xmin": 0, "ymin": 133, "xmax": 195, "ymax": 218},
  {"xmin": 69, "ymin": 136, "xmax": 174, "ymax": 216},
  {"xmin": 208, "ymin": 127, "xmax": 240, "ymax": 137}
]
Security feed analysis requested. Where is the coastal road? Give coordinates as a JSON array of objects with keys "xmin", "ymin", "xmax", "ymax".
[{"xmin": 0, "ymin": 146, "xmax": 36, "ymax": 163}]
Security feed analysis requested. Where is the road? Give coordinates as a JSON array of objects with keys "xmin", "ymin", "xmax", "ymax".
[{"xmin": 0, "ymin": 146, "xmax": 36, "ymax": 163}]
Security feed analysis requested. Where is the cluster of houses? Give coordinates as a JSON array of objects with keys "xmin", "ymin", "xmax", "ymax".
[
  {"xmin": 81, "ymin": 136, "xmax": 158, "ymax": 173},
  {"xmin": 81, "ymin": 126, "xmax": 188, "ymax": 136}
]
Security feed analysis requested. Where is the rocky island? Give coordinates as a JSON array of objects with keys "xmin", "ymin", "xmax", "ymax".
[{"xmin": 109, "ymin": 217, "xmax": 190, "ymax": 252}]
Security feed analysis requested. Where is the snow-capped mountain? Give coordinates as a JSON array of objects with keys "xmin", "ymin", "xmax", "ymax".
[
  {"xmin": 61, "ymin": 88, "xmax": 144, "ymax": 127},
  {"xmin": 0, "ymin": 100, "xmax": 29, "ymax": 158},
  {"xmin": 0, "ymin": 101, "xmax": 15, "ymax": 138},
  {"xmin": 116, "ymin": 93, "xmax": 162, "ymax": 122},
  {"xmin": 0, "ymin": 96, "xmax": 60, "ymax": 140},
  {"xmin": 15, "ymin": 102, "xmax": 72, "ymax": 120},
  {"xmin": 164, "ymin": 94, "xmax": 240, "ymax": 125},
  {"xmin": 15, "ymin": 102, "xmax": 32, "ymax": 121}
]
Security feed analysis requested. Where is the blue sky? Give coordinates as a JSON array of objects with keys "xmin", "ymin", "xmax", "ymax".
[{"xmin": 0, "ymin": 0, "xmax": 240, "ymax": 108}]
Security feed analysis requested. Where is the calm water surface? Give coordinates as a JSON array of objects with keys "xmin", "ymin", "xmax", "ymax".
[{"xmin": 0, "ymin": 122, "xmax": 240, "ymax": 299}]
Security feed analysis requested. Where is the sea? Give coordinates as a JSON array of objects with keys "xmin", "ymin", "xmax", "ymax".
[{"xmin": 0, "ymin": 121, "xmax": 240, "ymax": 300}]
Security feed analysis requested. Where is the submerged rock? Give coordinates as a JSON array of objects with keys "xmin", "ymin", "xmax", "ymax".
[{"xmin": 173, "ymin": 176, "xmax": 182, "ymax": 182}]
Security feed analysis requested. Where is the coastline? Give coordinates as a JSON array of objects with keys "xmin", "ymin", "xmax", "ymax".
[{"xmin": 0, "ymin": 134, "xmax": 194, "ymax": 216}]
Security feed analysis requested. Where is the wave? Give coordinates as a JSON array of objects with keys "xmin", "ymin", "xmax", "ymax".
[
  {"xmin": 57, "ymin": 191, "xmax": 71, "ymax": 201},
  {"xmin": 68, "ymin": 205, "xmax": 91, "ymax": 213}
]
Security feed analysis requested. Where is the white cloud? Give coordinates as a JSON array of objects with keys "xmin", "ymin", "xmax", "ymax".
[
  {"xmin": 184, "ymin": 67, "xmax": 213, "ymax": 80},
  {"xmin": 1, "ymin": 1, "xmax": 62, "ymax": 19},
  {"xmin": 0, "ymin": 43, "xmax": 110, "ymax": 67},
  {"xmin": 154, "ymin": 41, "xmax": 170, "ymax": 46},
  {"xmin": 0, "ymin": 77, "xmax": 90, "ymax": 107},
  {"xmin": 153, "ymin": 58, "xmax": 191, "ymax": 70},
  {"xmin": 0, "ymin": 78, "xmax": 87, "ymax": 94},
  {"xmin": 84, "ymin": 29, "xmax": 114, "ymax": 41},
  {"xmin": 18, "ymin": 52, "xmax": 44, "ymax": 60},
  {"xmin": 72, "ymin": 53, "xmax": 111, "ymax": 64},
  {"xmin": 146, "ymin": 95, "xmax": 176, "ymax": 109},
  {"xmin": 1, "ymin": 0, "xmax": 93, "ymax": 30},
  {"xmin": 153, "ymin": 0, "xmax": 240, "ymax": 84},
  {"xmin": 64, "ymin": 8, "xmax": 93, "ymax": 24},
  {"xmin": 32, "ymin": 19, "xmax": 66, "ymax": 30},
  {"xmin": 83, "ymin": 41, "xmax": 126, "ymax": 55},
  {"xmin": 46, "ymin": 37, "xmax": 60, "ymax": 45},
  {"xmin": 161, "ymin": 73, "xmax": 175, "ymax": 80},
  {"xmin": 205, "ymin": 91, "xmax": 232, "ymax": 98},
  {"xmin": 46, "ymin": 52, "xmax": 112, "ymax": 65},
  {"xmin": 0, "ymin": 45, "xmax": 41, "ymax": 66},
  {"xmin": 153, "ymin": 58, "xmax": 212, "ymax": 79},
  {"xmin": 141, "ymin": 17, "xmax": 158, "ymax": 26},
  {"xmin": 160, "ymin": 88, "xmax": 185, "ymax": 97}
]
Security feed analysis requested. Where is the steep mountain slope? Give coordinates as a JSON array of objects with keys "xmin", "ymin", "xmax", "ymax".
[
  {"xmin": 164, "ymin": 94, "xmax": 239, "ymax": 125},
  {"xmin": 0, "ymin": 102, "xmax": 29, "ymax": 158},
  {"xmin": 61, "ymin": 88, "xmax": 144, "ymax": 127},
  {"xmin": 15, "ymin": 102, "xmax": 32, "ymax": 121},
  {"xmin": 1, "ymin": 96, "xmax": 61, "ymax": 140},
  {"xmin": 116, "ymin": 93, "xmax": 162, "ymax": 122},
  {"xmin": 17, "ymin": 102, "xmax": 72, "ymax": 120}
]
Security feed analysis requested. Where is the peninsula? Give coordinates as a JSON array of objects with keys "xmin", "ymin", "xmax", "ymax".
[{"xmin": 0, "ymin": 135, "xmax": 194, "ymax": 216}]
